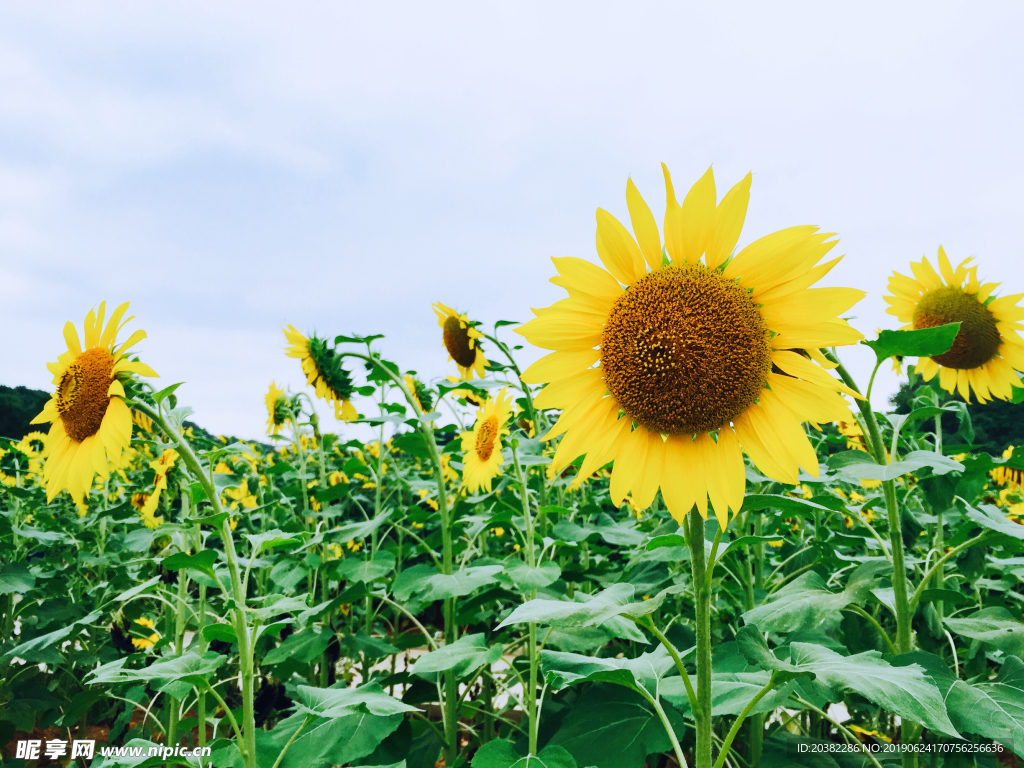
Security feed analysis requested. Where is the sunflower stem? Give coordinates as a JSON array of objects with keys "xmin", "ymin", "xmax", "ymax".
[
  {"xmin": 336, "ymin": 350, "xmax": 460, "ymax": 765},
  {"xmin": 687, "ymin": 509, "xmax": 713, "ymax": 768},
  {"xmin": 132, "ymin": 400, "xmax": 257, "ymax": 768},
  {"xmin": 512, "ymin": 441, "xmax": 540, "ymax": 756}
]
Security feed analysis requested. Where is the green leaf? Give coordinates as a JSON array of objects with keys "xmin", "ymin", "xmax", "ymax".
[
  {"xmin": 664, "ymin": 671, "xmax": 800, "ymax": 717},
  {"xmin": 551, "ymin": 519, "xmax": 592, "ymax": 543},
  {"xmin": 497, "ymin": 583, "xmax": 674, "ymax": 643},
  {"xmin": 333, "ymin": 512, "xmax": 393, "ymax": 543},
  {"xmin": 0, "ymin": 563, "xmax": 35, "ymax": 594},
  {"xmin": 415, "ymin": 565, "xmax": 504, "ymax": 601},
  {"xmin": 788, "ymin": 642, "xmax": 960, "ymax": 738},
  {"xmin": 271, "ymin": 709, "xmax": 404, "ymax": 768},
  {"xmin": 862, "ymin": 323, "xmax": 961, "ymax": 364},
  {"xmin": 742, "ymin": 569, "xmax": 872, "ymax": 634},
  {"xmin": 244, "ymin": 529, "xmax": 300, "ymax": 553},
  {"xmin": 541, "ymin": 646, "xmax": 675, "ymax": 694},
  {"xmin": 293, "ymin": 682, "xmax": 418, "ymax": 718},
  {"xmin": 112, "ymin": 575, "xmax": 162, "ymax": 603},
  {"xmin": 0, "ymin": 609, "xmax": 103, "ymax": 665},
  {"xmin": 917, "ymin": 588, "xmax": 974, "ymax": 608},
  {"xmin": 645, "ymin": 533, "xmax": 686, "ymax": 551},
  {"xmin": 735, "ymin": 625, "xmax": 808, "ymax": 676},
  {"xmin": 471, "ymin": 741, "xmax": 577, "ymax": 768},
  {"xmin": 162, "ymin": 550, "xmax": 219, "ymax": 578},
  {"xmin": 263, "ymin": 626, "xmax": 333, "ymax": 666},
  {"xmin": 504, "ymin": 561, "xmax": 561, "ymax": 591},
  {"xmin": 830, "ymin": 450, "xmax": 964, "ymax": 483},
  {"xmin": 411, "ymin": 634, "xmax": 502, "ymax": 679},
  {"xmin": 741, "ymin": 494, "xmax": 837, "ymax": 516},
  {"xmin": 959, "ymin": 500, "xmax": 1024, "ymax": 541},
  {"xmin": 895, "ymin": 651, "xmax": 1024, "ymax": 757},
  {"xmin": 88, "ymin": 651, "xmax": 226, "ymax": 689},
  {"xmin": 546, "ymin": 685, "xmax": 682, "ymax": 768},
  {"xmin": 944, "ymin": 607, "xmax": 1024, "ymax": 656},
  {"xmin": 337, "ymin": 552, "xmax": 397, "ymax": 584}
]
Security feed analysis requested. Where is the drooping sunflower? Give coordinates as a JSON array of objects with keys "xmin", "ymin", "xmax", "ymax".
[
  {"xmin": 32, "ymin": 302, "xmax": 158, "ymax": 504},
  {"xmin": 991, "ymin": 446, "xmax": 1023, "ymax": 490},
  {"xmin": 517, "ymin": 165, "xmax": 864, "ymax": 529},
  {"xmin": 404, "ymin": 374, "xmax": 434, "ymax": 414},
  {"xmin": 884, "ymin": 247, "xmax": 1024, "ymax": 403},
  {"xmin": 460, "ymin": 388, "xmax": 514, "ymax": 493},
  {"xmin": 434, "ymin": 303, "xmax": 488, "ymax": 380},
  {"xmin": 265, "ymin": 382, "xmax": 291, "ymax": 435},
  {"xmin": 283, "ymin": 326, "xmax": 358, "ymax": 421}
]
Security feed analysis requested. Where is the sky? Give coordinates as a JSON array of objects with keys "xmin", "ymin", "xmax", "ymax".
[{"xmin": 1, "ymin": 2, "xmax": 1022, "ymax": 439}]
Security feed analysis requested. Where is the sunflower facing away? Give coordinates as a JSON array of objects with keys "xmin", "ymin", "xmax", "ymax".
[
  {"xmin": 283, "ymin": 326, "xmax": 358, "ymax": 421},
  {"xmin": 265, "ymin": 382, "xmax": 291, "ymax": 435},
  {"xmin": 884, "ymin": 247, "xmax": 1024, "ymax": 403},
  {"xmin": 434, "ymin": 302, "xmax": 488, "ymax": 380},
  {"xmin": 461, "ymin": 388, "xmax": 513, "ymax": 494},
  {"xmin": 32, "ymin": 302, "xmax": 158, "ymax": 504},
  {"xmin": 517, "ymin": 165, "xmax": 864, "ymax": 529}
]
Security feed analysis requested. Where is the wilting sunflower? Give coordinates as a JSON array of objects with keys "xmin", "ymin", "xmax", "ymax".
[
  {"xmin": 517, "ymin": 165, "xmax": 863, "ymax": 528},
  {"xmin": 265, "ymin": 382, "xmax": 291, "ymax": 435},
  {"xmin": 404, "ymin": 374, "xmax": 434, "ymax": 414},
  {"xmin": 460, "ymin": 388, "xmax": 514, "ymax": 493},
  {"xmin": 283, "ymin": 326, "xmax": 358, "ymax": 421},
  {"xmin": 434, "ymin": 303, "xmax": 488, "ymax": 379},
  {"xmin": 32, "ymin": 302, "xmax": 157, "ymax": 504},
  {"xmin": 884, "ymin": 247, "xmax": 1024, "ymax": 403}
]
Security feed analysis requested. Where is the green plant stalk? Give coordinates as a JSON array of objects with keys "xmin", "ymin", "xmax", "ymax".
[
  {"xmin": 512, "ymin": 443, "xmax": 540, "ymax": 755},
  {"xmin": 748, "ymin": 515, "xmax": 765, "ymax": 767},
  {"xmin": 713, "ymin": 673, "xmax": 781, "ymax": 768},
  {"xmin": 642, "ymin": 615, "xmax": 697, "ymax": 715},
  {"xmin": 844, "ymin": 605, "xmax": 898, "ymax": 656},
  {"xmin": 830, "ymin": 357, "xmax": 913, "ymax": 654},
  {"xmin": 687, "ymin": 509, "xmax": 713, "ymax": 768},
  {"xmin": 166, "ymin": 558, "xmax": 190, "ymax": 753},
  {"xmin": 134, "ymin": 400, "xmax": 256, "ymax": 768},
  {"xmin": 634, "ymin": 686, "xmax": 689, "ymax": 768},
  {"xmin": 338, "ymin": 353, "xmax": 459, "ymax": 764}
]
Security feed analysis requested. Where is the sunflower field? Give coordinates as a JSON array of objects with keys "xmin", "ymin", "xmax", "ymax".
[{"xmin": 4, "ymin": 165, "xmax": 1024, "ymax": 768}]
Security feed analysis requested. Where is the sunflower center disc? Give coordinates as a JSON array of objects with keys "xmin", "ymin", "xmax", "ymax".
[
  {"xmin": 913, "ymin": 285, "xmax": 1000, "ymax": 369},
  {"xmin": 601, "ymin": 263, "xmax": 772, "ymax": 435},
  {"xmin": 57, "ymin": 348, "xmax": 115, "ymax": 442},
  {"xmin": 443, "ymin": 315, "xmax": 477, "ymax": 367},
  {"xmin": 475, "ymin": 415, "xmax": 499, "ymax": 461}
]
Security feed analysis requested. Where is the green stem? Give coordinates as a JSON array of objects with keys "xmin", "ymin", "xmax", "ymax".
[
  {"xmin": 134, "ymin": 400, "xmax": 256, "ymax": 768},
  {"xmin": 748, "ymin": 516, "xmax": 764, "ymax": 767},
  {"xmin": 687, "ymin": 509, "xmax": 713, "ymax": 768},
  {"xmin": 271, "ymin": 715, "xmax": 313, "ymax": 768},
  {"xmin": 642, "ymin": 615, "xmax": 697, "ymax": 716},
  {"xmin": 909, "ymin": 532, "xmax": 989, "ymax": 611},
  {"xmin": 636, "ymin": 687, "xmax": 689, "ymax": 768},
  {"xmin": 713, "ymin": 674, "xmax": 780, "ymax": 768},
  {"xmin": 844, "ymin": 605, "xmax": 897, "ymax": 656},
  {"xmin": 794, "ymin": 697, "xmax": 884, "ymax": 768},
  {"xmin": 829, "ymin": 356, "xmax": 912, "ymax": 654},
  {"xmin": 512, "ymin": 442, "xmax": 540, "ymax": 755}
]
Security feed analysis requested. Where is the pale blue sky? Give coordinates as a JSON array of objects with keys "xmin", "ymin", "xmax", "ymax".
[{"xmin": 2, "ymin": 2, "xmax": 1022, "ymax": 437}]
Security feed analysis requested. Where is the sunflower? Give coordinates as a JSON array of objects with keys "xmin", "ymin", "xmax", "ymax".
[
  {"xmin": 991, "ymin": 446, "xmax": 1023, "ymax": 490},
  {"xmin": 404, "ymin": 374, "xmax": 434, "ymax": 414},
  {"xmin": 434, "ymin": 303, "xmax": 488, "ymax": 380},
  {"xmin": 884, "ymin": 247, "xmax": 1024, "ymax": 403},
  {"xmin": 265, "ymin": 382, "xmax": 291, "ymax": 435},
  {"xmin": 517, "ymin": 165, "xmax": 863, "ymax": 529},
  {"xmin": 32, "ymin": 302, "xmax": 158, "ymax": 504},
  {"xmin": 283, "ymin": 326, "xmax": 358, "ymax": 421},
  {"xmin": 460, "ymin": 388, "xmax": 514, "ymax": 493},
  {"xmin": 446, "ymin": 376, "xmax": 488, "ymax": 407}
]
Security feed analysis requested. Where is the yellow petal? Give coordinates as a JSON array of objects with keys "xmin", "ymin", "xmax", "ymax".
[
  {"xmin": 633, "ymin": 432, "xmax": 666, "ymax": 510},
  {"xmin": 679, "ymin": 166, "xmax": 716, "ymax": 264},
  {"xmin": 549, "ymin": 257, "xmax": 623, "ymax": 301},
  {"xmin": 626, "ymin": 178, "xmax": 663, "ymax": 271},
  {"xmin": 706, "ymin": 173, "xmax": 751, "ymax": 269},
  {"xmin": 522, "ymin": 349, "xmax": 601, "ymax": 384},
  {"xmin": 595, "ymin": 209, "xmax": 645, "ymax": 286},
  {"xmin": 609, "ymin": 427, "xmax": 649, "ymax": 506},
  {"xmin": 662, "ymin": 163, "xmax": 684, "ymax": 263}
]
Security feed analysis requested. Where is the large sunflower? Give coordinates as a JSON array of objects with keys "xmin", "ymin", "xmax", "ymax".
[
  {"xmin": 884, "ymin": 247, "xmax": 1024, "ymax": 403},
  {"xmin": 434, "ymin": 303, "xmax": 488, "ymax": 380},
  {"xmin": 32, "ymin": 302, "xmax": 157, "ymax": 503},
  {"xmin": 460, "ymin": 388, "xmax": 513, "ymax": 493},
  {"xmin": 517, "ymin": 165, "xmax": 864, "ymax": 529},
  {"xmin": 283, "ymin": 326, "xmax": 358, "ymax": 421}
]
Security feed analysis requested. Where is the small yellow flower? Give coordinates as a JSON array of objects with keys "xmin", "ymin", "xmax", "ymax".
[
  {"xmin": 346, "ymin": 539, "xmax": 363, "ymax": 553},
  {"xmin": 329, "ymin": 470, "xmax": 349, "ymax": 486},
  {"xmin": 767, "ymin": 539, "xmax": 784, "ymax": 548},
  {"xmin": 491, "ymin": 527, "xmax": 505, "ymax": 537},
  {"xmin": 434, "ymin": 303, "xmax": 488, "ymax": 380},
  {"xmin": 460, "ymin": 389, "xmax": 513, "ymax": 494}
]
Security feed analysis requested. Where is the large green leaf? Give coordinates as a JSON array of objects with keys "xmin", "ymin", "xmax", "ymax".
[
  {"xmin": 504, "ymin": 561, "xmax": 561, "ymax": 591},
  {"xmin": 742, "ymin": 564, "xmax": 884, "ymax": 633},
  {"xmin": 337, "ymin": 552, "xmax": 397, "ymax": 584},
  {"xmin": 497, "ymin": 583, "xmax": 679, "ymax": 640},
  {"xmin": 0, "ymin": 609, "xmax": 103, "ymax": 665},
  {"xmin": 471, "ymin": 741, "xmax": 577, "ymax": 768},
  {"xmin": 959, "ymin": 500, "xmax": 1024, "ymax": 541},
  {"xmin": 270, "ymin": 708, "xmax": 405, "ymax": 768},
  {"xmin": 830, "ymin": 450, "xmax": 964, "ymax": 483},
  {"xmin": 243, "ymin": 529, "xmax": 300, "ymax": 553},
  {"xmin": 895, "ymin": 652, "xmax": 1024, "ymax": 757},
  {"xmin": 862, "ymin": 324, "xmax": 960, "ymax": 364},
  {"xmin": 263, "ymin": 626, "xmax": 333, "ymax": 666},
  {"xmin": 411, "ymin": 634, "xmax": 502, "ymax": 679},
  {"xmin": 293, "ymin": 682, "xmax": 418, "ymax": 718},
  {"xmin": 416, "ymin": 565, "xmax": 504, "ymax": 601},
  {"xmin": 541, "ymin": 645, "xmax": 675, "ymax": 695},
  {"xmin": 546, "ymin": 685, "xmax": 682, "ymax": 768},
  {"xmin": 788, "ymin": 643, "xmax": 960, "ymax": 738},
  {"xmin": 0, "ymin": 563, "xmax": 35, "ymax": 594},
  {"xmin": 162, "ymin": 550, "xmax": 219, "ymax": 578},
  {"xmin": 944, "ymin": 607, "xmax": 1024, "ymax": 656}
]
